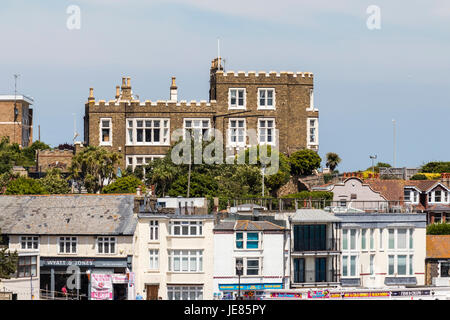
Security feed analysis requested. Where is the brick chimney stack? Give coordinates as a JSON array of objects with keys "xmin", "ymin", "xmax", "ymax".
[
  {"xmin": 88, "ymin": 88, "xmax": 94, "ymax": 101},
  {"xmin": 121, "ymin": 76, "xmax": 132, "ymax": 100},
  {"xmin": 170, "ymin": 76, "xmax": 178, "ymax": 101},
  {"xmin": 115, "ymin": 86, "xmax": 120, "ymax": 99}
]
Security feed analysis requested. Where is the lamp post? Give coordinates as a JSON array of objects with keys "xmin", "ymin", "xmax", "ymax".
[
  {"xmin": 369, "ymin": 155, "xmax": 377, "ymax": 177},
  {"xmin": 235, "ymin": 261, "xmax": 243, "ymax": 300}
]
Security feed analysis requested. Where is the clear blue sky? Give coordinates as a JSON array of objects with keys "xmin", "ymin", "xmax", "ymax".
[{"xmin": 0, "ymin": 0, "xmax": 449, "ymax": 172}]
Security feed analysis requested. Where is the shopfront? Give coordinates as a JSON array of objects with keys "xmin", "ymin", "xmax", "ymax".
[
  {"xmin": 39, "ymin": 256, "xmax": 133, "ymax": 300},
  {"xmin": 217, "ymin": 283, "xmax": 283, "ymax": 300}
]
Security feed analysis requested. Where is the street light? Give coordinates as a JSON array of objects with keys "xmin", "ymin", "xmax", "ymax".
[
  {"xmin": 235, "ymin": 261, "xmax": 243, "ymax": 300},
  {"xmin": 369, "ymin": 155, "xmax": 377, "ymax": 178}
]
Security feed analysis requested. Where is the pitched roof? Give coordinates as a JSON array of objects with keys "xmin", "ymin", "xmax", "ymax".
[
  {"xmin": 404, "ymin": 180, "xmax": 441, "ymax": 192},
  {"xmin": 291, "ymin": 209, "xmax": 341, "ymax": 223},
  {"xmin": 364, "ymin": 180, "xmax": 405, "ymax": 201},
  {"xmin": 0, "ymin": 194, "xmax": 137, "ymax": 235},
  {"xmin": 214, "ymin": 220, "xmax": 285, "ymax": 231},
  {"xmin": 427, "ymin": 235, "xmax": 450, "ymax": 259}
]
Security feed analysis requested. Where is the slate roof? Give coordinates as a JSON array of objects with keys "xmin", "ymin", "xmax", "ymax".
[
  {"xmin": 291, "ymin": 209, "xmax": 342, "ymax": 223},
  {"xmin": 0, "ymin": 194, "xmax": 137, "ymax": 235}
]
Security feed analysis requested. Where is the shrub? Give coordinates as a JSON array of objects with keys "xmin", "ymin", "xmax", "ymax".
[
  {"xmin": 427, "ymin": 223, "xmax": 450, "ymax": 235},
  {"xmin": 102, "ymin": 175, "xmax": 145, "ymax": 194},
  {"xmin": 282, "ymin": 191, "xmax": 333, "ymax": 201},
  {"xmin": 410, "ymin": 173, "xmax": 427, "ymax": 180},
  {"xmin": 5, "ymin": 176, "xmax": 47, "ymax": 195}
]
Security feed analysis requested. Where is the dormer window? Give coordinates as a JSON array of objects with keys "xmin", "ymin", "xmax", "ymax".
[{"xmin": 435, "ymin": 190, "xmax": 442, "ymax": 203}]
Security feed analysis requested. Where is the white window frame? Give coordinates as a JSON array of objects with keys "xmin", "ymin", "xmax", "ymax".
[
  {"xmin": 169, "ymin": 221, "xmax": 203, "ymax": 237},
  {"xmin": 126, "ymin": 155, "xmax": 164, "ymax": 171},
  {"xmin": 307, "ymin": 117, "xmax": 319, "ymax": 148},
  {"xmin": 228, "ymin": 118, "xmax": 246, "ymax": 147},
  {"xmin": 235, "ymin": 257, "xmax": 261, "ymax": 276},
  {"xmin": 58, "ymin": 236, "xmax": 78, "ymax": 254},
  {"xmin": 99, "ymin": 118, "xmax": 112, "ymax": 146},
  {"xmin": 149, "ymin": 220, "xmax": 159, "ymax": 241},
  {"xmin": 183, "ymin": 118, "xmax": 211, "ymax": 141},
  {"xmin": 257, "ymin": 88, "xmax": 275, "ymax": 110},
  {"xmin": 20, "ymin": 236, "xmax": 39, "ymax": 250},
  {"xmin": 97, "ymin": 236, "xmax": 117, "ymax": 254},
  {"xmin": 257, "ymin": 118, "xmax": 276, "ymax": 146},
  {"xmin": 149, "ymin": 249, "xmax": 159, "ymax": 270},
  {"xmin": 167, "ymin": 286, "xmax": 203, "ymax": 300},
  {"xmin": 342, "ymin": 254, "xmax": 358, "ymax": 278},
  {"xmin": 388, "ymin": 254, "xmax": 414, "ymax": 276},
  {"xmin": 126, "ymin": 118, "xmax": 170, "ymax": 146},
  {"xmin": 235, "ymin": 232, "xmax": 262, "ymax": 250},
  {"xmin": 228, "ymin": 88, "xmax": 246, "ymax": 109},
  {"xmin": 168, "ymin": 250, "xmax": 203, "ymax": 273}
]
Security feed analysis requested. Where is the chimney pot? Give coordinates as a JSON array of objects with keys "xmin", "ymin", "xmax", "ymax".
[
  {"xmin": 122, "ymin": 77, "xmax": 126, "ymax": 87},
  {"xmin": 115, "ymin": 86, "xmax": 120, "ymax": 99},
  {"xmin": 88, "ymin": 88, "xmax": 94, "ymax": 101},
  {"xmin": 127, "ymin": 77, "xmax": 130, "ymax": 87}
]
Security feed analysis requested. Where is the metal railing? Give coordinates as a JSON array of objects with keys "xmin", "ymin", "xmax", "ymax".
[
  {"xmin": 39, "ymin": 289, "xmax": 86, "ymax": 300},
  {"xmin": 228, "ymin": 199, "xmax": 419, "ymax": 214}
]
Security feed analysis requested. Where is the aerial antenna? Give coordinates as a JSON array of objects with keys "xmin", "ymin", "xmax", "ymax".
[
  {"xmin": 72, "ymin": 113, "xmax": 79, "ymax": 142},
  {"xmin": 217, "ymin": 38, "xmax": 222, "ymax": 70},
  {"xmin": 13, "ymin": 74, "xmax": 20, "ymax": 144}
]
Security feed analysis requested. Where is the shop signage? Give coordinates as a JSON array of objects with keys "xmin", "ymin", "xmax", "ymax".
[
  {"xmin": 41, "ymin": 258, "xmax": 95, "ymax": 267},
  {"xmin": 391, "ymin": 290, "xmax": 430, "ymax": 297},
  {"xmin": 342, "ymin": 291, "xmax": 390, "ymax": 298},
  {"xmin": 270, "ymin": 292, "xmax": 302, "ymax": 299},
  {"xmin": 112, "ymin": 274, "xmax": 128, "ymax": 284},
  {"xmin": 40, "ymin": 257, "xmax": 127, "ymax": 268},
  {"xmin": 219, "ymin": 283, "xmax": 283, "ymax": 291},
  {"xmin": 91, "ymin": 273, "xmax": 113, "ymax": 300},
  {"xmin": 307, "ymin": 290, "xmax": 341, "ymax": 299}
]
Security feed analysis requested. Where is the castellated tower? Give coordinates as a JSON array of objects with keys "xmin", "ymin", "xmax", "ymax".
[{"xmin": 83, "ymin": 59, "xmax": 318, "ymax": 170}]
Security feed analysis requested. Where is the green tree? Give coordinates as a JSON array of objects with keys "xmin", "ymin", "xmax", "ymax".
[
  {"xmin": 145, "ymin": 157, "xmax": 181, "ymax": 197},
  {"xmin": 421, "ymin": 161, "xmax": 450, "ymax": 174},
  {"xmin": 243, "ymin": 145, "xmax": 291, "ymax": 196},
  {"xmin": 0, "ymin": 230, "xmax": 18, "ymax": 279},
  {"xmin": 5, "ymin": 176, "xmax": 47, "ymax": 195},
  {"xmin": 289, "ymin": 149, "xmax": 321, "ymax": 176},
  {"xmin": 39, "ymin": 168, "xmax": 70, "ymax": 194},
  {"xmin": 168, "ymin": 172, "xmax": 218, "ymax": 197},
  {"xmin": 326, "ymin": 152, "xmax": 341, "ymax": 172},
  {"xmin": 103, "ymin": 175, "xmax": 145, "ymax": 194},
  {"xmin": 69, "ymin": 146, "xmax": 122, "ymax": 193}
]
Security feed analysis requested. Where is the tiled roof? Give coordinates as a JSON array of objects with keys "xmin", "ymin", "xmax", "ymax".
[
  {"xmin": 426, "ymin": 235, "xmax": 450, "ymax": 258},
  {"xmin": 214, "ymin": 220, "xmax": 285, "ymax": 231},
  {"xmin": 0, "ymin": 194, "xmax": 137, "ymax": 235},
  {"xmin": 404, "ymin": 180, "xmax": 441, "ymax": 192},
  {"xmin": 365, "ymin": 180, "xmax": 405, "ymax": 201}
]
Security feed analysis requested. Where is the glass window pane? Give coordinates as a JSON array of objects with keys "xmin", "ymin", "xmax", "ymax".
[
  {"xmin": 342, "ymin": 229, "xmax": 348, "ymax": 250},
  {"xmin": 397, "ymin": 229, "xmax": 407, "ymax": 249},
  {"xmin": 389, "ymin": 230, "xmax": 395, "ymax": 249},
  {"xmin": 342, "ymin": 256, "xmax": 348, "ymax": 276},
  {"xmin": 388, "ymin": 255, "xmax": 395, "ymax": 275},
  {"xmin": 350, "ymin": 256, "xmax": 356, "ymax": 276},
  {"xmin": 350, "ymin": 229, "xmax": 356, "ymax": 250},
  {"xmin": 398, "ymin": 255, "xmax": 407, "ymax": 275}
]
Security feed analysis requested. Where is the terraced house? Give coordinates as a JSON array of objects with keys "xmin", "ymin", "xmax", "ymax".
[{"xmin": 83, "ymin": 57, "xmax": 319, "ymax": 170}]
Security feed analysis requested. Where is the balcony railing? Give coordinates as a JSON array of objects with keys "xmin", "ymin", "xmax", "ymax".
[
  {"xmin": 229, "ymin": 198, "xmax": 420, "ymax": 214},
  {"xmin": 292, "ymin": 239, "xmax": 339, "ymax": 253}
]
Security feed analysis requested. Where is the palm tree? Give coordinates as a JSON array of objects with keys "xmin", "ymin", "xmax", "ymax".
[{"xmin": 326, "ymin": 152, "xmax": 341, "ymax": 172}]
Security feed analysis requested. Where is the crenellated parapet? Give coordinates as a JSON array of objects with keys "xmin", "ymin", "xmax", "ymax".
[{"xmin": 215, "ymin": 70, "xmax": 314, "ymax": 84}]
